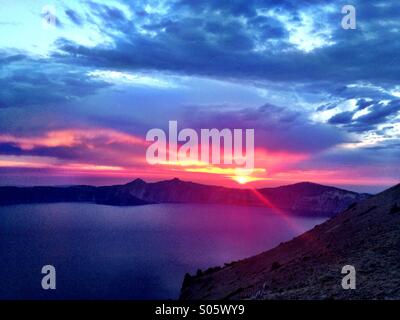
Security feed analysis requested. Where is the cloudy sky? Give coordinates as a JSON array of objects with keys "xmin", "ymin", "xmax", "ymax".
[{"xmin": 0, "ymin": 0, "xmax": 399, "ymax": 192}]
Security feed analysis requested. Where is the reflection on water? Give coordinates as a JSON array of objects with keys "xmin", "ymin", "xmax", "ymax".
[{"xmin": 0, "ymin": 203, "xmax": 326, "ymax": 299}]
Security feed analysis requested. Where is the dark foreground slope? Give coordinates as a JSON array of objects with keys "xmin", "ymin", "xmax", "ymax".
[
  {"xmin": 180, "ymin": 183, "xmax": 400, "ymax": 300},
  {"xmin": 0, "ymin": 178, "xmax": 369, "ymax": 216}
]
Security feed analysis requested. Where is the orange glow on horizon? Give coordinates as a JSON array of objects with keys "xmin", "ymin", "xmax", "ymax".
[
  {"xmin": 0, "ymin": 153, "xmax": 397, "ymax": 189},
  {"xmin": 0, "ymin": 128, "xmax": 397, "ymax": 190}
]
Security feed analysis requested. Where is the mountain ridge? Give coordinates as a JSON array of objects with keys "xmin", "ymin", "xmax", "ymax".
[{"xmin": 0, "ymin": 178, "xmax": 370, "ymax": 216}]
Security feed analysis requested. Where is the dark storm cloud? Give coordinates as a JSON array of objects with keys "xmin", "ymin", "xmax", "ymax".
[
  {"xmin": 301, "ymin": 142, "xmax": 400, "ymax": 171},
  {"xmin": 2, "ymin": 1, "xmax": 399, "ymax": 144},
  {"xmin": 3, "ymin": 0, "xmax": 398, "ymax": 113},
  {"xmin": 51, "ymin": 0, "xmax": 400, "ymax": 88},
  {"xmin": 86, "ymin": 1, "xmax": 129, "ymax": 30},
  {"xmin": 328, "ymin": 111, "xmax": 355, "ymax": 125},
  {"xmin": 356, "ymin": 99, "xmax": 374, "ymax": 110},
  {"xmin": 173, "ymin": 0, "xmax": 330, "ymax": 17},
  {"xmin": 65, "ymin": 9, "xmax": 84, "ymax": 26},
  {"xmin": 180, "ymin": 103, "xmax": 347, "ymax": 153},
  {"xmin": 0, "ymin": 53, "xmax": 110, "ymax": 109},
  {"xmin": 334, "ymin": 84, "xmax": 395, "ymax": 101},
  {"xmin": 0, "ymin": 53, "xmax": 26, "ymax": 65},
  {"xmin": 327, "ymin": 99, "xmax": 400, "ymax": 132},
  {"xmin": 0, "ymin": 137, "xmax": 147, "ymax": 168},
  {"xmin": 88, "ymin": 1, "xmax": 126, "ymax": 21},
  {"xmin": 0, "ymin": 143, "xmax": 22, "ymax": 155},
  {"xmin": 0, "ymin": 143, "xmax": 78, "ymax": 159},
  {"xmin": 353, "ymin": 100, "xmax": 400, "ymax": 129},
  {"xmin": 247, "ymin": 15, "xmax": 287, "ymax": 39}
]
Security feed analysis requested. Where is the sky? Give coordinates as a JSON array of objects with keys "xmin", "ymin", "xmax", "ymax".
[{"xmin": 0, "ymin": 0, "xmax": 399, "ymax": 193}]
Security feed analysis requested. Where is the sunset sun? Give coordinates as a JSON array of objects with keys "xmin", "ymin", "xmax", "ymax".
[
  {"xmin": 232, "ymin": 175, "xmax": 267, "ymax": 184},
  {"xmin": 234, "ymin": 176, "xmax": 249, "ymax": 184}
]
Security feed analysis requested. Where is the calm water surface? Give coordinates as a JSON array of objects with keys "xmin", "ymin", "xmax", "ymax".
[{"xmin": 0, "ymin": 203, "xmax": 326, "ymax": 299}]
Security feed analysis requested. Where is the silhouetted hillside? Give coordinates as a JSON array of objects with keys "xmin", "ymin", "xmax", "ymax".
[{"xmin": 180, "ymin": 183, "xmax": 400, "ymax": 300}]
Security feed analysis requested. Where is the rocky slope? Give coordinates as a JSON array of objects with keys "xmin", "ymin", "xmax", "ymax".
[
  {"xmin": 180, "ymin": 183, "xmax": 400, "ymax": 300},
  {"xmin": 0, "ymin": 178, "xmax": 369, "ymax": 216}
]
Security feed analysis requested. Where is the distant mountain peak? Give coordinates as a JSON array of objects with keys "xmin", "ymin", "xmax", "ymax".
[
  {"xmin": 285, "ymin": 181, "xmax": 335, "ymax": 188},
  {"xmin": 125, "ymin": 178, "xmax": 146, "ymax": 185},
  {"xmin": 292, "ymin": 181, "xmax": 321, "ymax": 186},
  {"xmin": 270, "ymin": 181, "xmax": 361, "ymax": 195}
]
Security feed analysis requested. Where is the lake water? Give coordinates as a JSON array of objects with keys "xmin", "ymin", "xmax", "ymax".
[{"xmin": 0, "ymin": 203, "xmax": 326, "ymax": 299}]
